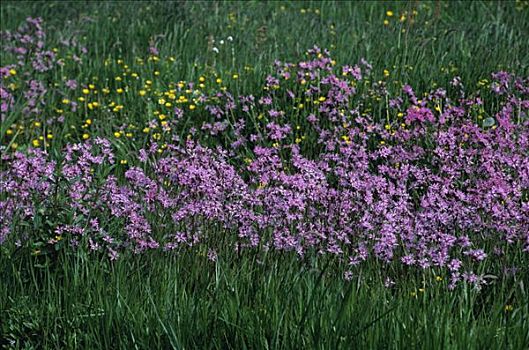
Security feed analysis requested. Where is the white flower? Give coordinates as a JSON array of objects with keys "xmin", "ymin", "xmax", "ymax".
[
  {"xmin": 212, "ymin": 47, "xmax": 219, "ymax": 54},
  {"xmin": 219, "ymin": 40, "xmax": 225, "ymax": 45},
  {"xmin": 227, "ymin": 36, "xmax": 233, "ymax": 42}
]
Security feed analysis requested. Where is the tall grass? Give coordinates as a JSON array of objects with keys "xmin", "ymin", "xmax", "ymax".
[{"xmin": 1, "ymin": 1, "xmax": 529, "ymax": 348}]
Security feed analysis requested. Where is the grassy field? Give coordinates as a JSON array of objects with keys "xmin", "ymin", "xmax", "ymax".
[{"xmin": 1, "ymin": 1, "xmax": 529, "ymax": 349}]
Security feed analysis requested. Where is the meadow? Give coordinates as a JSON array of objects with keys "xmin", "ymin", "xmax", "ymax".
[{"xmin": 1, "ymin": 1, "xmax": 529, "ymax": 349}]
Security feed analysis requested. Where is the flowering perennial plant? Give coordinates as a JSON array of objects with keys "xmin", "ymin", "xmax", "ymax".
[{"xmin": 1, "ymin": 19, "xmax": 528, "ymax": 288}]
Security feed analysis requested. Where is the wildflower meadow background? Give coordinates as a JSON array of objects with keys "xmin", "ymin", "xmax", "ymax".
[{"xmin": 1, "ymin": 1, "xmax": 529, "ymax": 349}]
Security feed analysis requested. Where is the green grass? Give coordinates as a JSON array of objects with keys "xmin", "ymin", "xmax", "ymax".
[
  {"xmin": 1, "ymin": 1, "xmax": 529, "ymax": 348},
  {"xmin": 2, "ymin": 1, "xmax": 528, "ymax": 90},
  {"xmin": 2, "ymin": 248, "xmax": 528, "ymax": 349}
]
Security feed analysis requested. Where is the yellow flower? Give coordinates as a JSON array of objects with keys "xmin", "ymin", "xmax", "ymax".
[
  {"xmin": 139, "ymin": 90, "xmax": 146, "ymax": 96},
  {"xmin": 435, "ymin": 276, "xmax": 443, "ymax": 282},
  {"xmin": 216, "ymin": 78, "xmax": 222, "ymax": 84},
  {"xmin": 116, "ymin": 88, "xmax": 124, "ymax": 94},
  {"xmin": 82, "ymin": 133, "xmax": 90, "ymax": 140},
  {"xmin": 232, "ymin": 74, "xmax": 239, "ymax": 79},
  {"xmin": 62, "ymin": 98, "xmax": 70, "ymax": 104},
  {"xmin": 34, "ymin": 121, "xmax": 41, "ymax": 127},
  {"xmin": 189, "ymin": 104, "xmax": 196, "ymax": 110},
  {"xmin": 120, "ymin": 159, "xmax": 128, "ymax": 165},
  {"xmin": 9, "ymin": 68, "xmax": 17, "ymax": 76},
  {"xmin": 114, "ymin": 131, "xmax": 121, "ymax": 138},
  {"xmin": 383, "ymin": 69, "xmax": 390, "ymax": 77},
  {"xmin": 82, "ymin": 88, "xmax": 90, "ymax": 95},
  {"xmin": 386, "ymin": 10, "xmax": 394, "ymax": 17},
  {"xmin": 89, "ymin": 84, "xmax": 95, "ymax": 89},
  {"xmin": 6, "ymin": 129, "xmax": 13, "ymax": 135},
  {"xmin": 199, "ymin": 76, "xmax": 206, "ymax": 83},
  {"xmin": 32, "ymin": 139, "xmax": 40, "ymax": 147},
  {"xmin": 47, "ymin": 134, "xmax": 53, "ymax": 139},
  {"xmin": 143, "ymin": 127, "xmax": 150, "ymax": 133},
  {"xmin": 504, "ymin": 305, "xmax": 513, "ymax": 312},
  {"xmin": 383, "ymin": 19, "xmax": 389, "ymax": 26}
]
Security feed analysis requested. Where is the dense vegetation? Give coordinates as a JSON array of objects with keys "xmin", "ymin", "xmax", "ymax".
[{"xmin": 1, "ymin": 1, "xmax": 529, "ymax": 349}]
